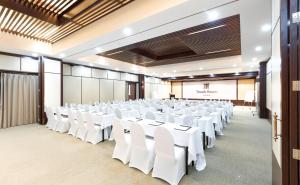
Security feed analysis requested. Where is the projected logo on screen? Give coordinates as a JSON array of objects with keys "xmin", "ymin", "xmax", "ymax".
[{"xmin": 196, "ymin": 83, "xmax": 217, "ymax": 96}]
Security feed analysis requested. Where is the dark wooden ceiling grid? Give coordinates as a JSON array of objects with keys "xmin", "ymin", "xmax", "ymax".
[
  {"xmin": 0, "ymin": 0, "xmax": 135, "ymax": 43},
  {"xmin": 99, "ymin": 15, "xmax": 241, "ymax": 66}
]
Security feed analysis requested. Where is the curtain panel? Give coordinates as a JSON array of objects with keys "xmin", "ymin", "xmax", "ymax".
[{"xmin": 0, "ymin": 73, "xmax": 38, "ymax": 128}]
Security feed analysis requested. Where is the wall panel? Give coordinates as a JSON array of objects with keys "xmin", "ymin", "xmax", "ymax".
[
  {"xmin": 44, "ymin": 73, "xmax": 61, "ymax": 107},
  {"xmin": 21, "ymin": 57, "xmax": 39, "ymax": 72},
  {"xmin": 82, "ymin": 78, "xmax": 99, "ymax": 104},
  {"xmin": 238, "ymin": 79, "xmax": 255, "ymax": 101},
  {"xmin": 63, "ymin": 76, "xmax": 82, "ymax": 104},
  {"xmin": 114, "ymin": 80, "xmax": 126, "ymax": 101},
  {"xmin": 171, "ymin": 82, "xmax": 182, "ymax": 99},
  {"xmin": 0, "ymin": 55, "xmax": 20, "ymax": 71},
  {"xmin": 100, "ymin": 79, "xmax": 113, "ymax": 102}
]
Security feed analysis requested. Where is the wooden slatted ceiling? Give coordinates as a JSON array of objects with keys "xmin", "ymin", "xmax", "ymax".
[
  {"xmin": 99, "ymin": 15, "xmax": 241, "ymax": 67},
  {"xmin": 0, "ymin": 0, "xmax": 134, "ymax": 43}
]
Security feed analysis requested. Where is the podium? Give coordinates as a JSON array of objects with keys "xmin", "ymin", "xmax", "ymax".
[{"xmin": 169, "ymin": 93, "xmax": 175, "ymax": 99}]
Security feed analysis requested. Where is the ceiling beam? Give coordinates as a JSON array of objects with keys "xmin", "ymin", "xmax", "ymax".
[{"xmin": 0, "ymin": 0, "xmax": 69, "ymax": 25}]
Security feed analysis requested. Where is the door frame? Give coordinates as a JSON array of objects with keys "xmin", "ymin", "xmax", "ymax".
[{"xmin": 280, "ymin": 0, "xmax": 299, "ymax": 184}]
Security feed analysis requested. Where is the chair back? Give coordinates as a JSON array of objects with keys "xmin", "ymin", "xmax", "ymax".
[
  {"xmin": 112, "ymin": 118, "xmax": 125, "ymax": 143},
  {"xmin": 130, "ymin": 122, "xmax": 146, "ymax": 148},
  {"xmin": 56, "ymin": 108, "xmax": 62, "ymax": 120},
  {"xmin": 145, "ymin": 111, "xmax": 155, "ymax": 120},
  {"xmin": 85, "ymin": 113, "xmax": 95, "ymax": 129},
  {"xmin": 114, "ymin": 108, "xmax": 122, "ymax": 119},
  {"xmin": 182, "ymin": 115, "xmax": 194, "ymax": 126},
  {"xmin": 154, "ymin": 127, "xmax": 175, "ymax": 157},
  {"xmin": 168, "ymin": 114, "xmax": 175, "ymax": 123},
  {"xmin": 76, "ymin": 111, "xmax": 84, "ymax": 124}
]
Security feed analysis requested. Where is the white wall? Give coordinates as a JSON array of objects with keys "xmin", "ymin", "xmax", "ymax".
[
  {"xmin": 145, "ymin": 76, "xmax": 171, "ymax": 99},
  {"xmin": 63, "ymin": 64, "xmax": 138, "ymax": 104},
  {"xmin": 43, "ymin": 58, "xmax": 61, "ymax": 107}
]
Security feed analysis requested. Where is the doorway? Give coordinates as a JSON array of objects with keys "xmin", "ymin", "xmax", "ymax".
[{"xmin": 127, "ymin": 82, "xmax": 137, "ymax": 100}]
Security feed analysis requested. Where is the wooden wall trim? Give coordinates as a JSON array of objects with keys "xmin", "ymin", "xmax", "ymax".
[
  {"xmin": 39, "ymin": 57, "xmax": 45, "ymax": 125},
  {"xmin": 138, "ymin": 74, "xmax": 145, "ymax": 99}
]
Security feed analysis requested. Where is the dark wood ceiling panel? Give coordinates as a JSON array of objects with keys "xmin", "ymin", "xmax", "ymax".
[
  {"xmin": 98, "ymin": 15, "xmax": 241, "ymax": 67},
  {"xmin": 0, "ymin": 0, "xmax": 135, "ymax": 43}
]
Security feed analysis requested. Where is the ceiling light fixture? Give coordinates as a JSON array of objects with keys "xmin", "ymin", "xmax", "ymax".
[
  {"xmin": 89, "ymin": 63, "xmax": 93, "ymax": 66},
  {"xmin": 207, "ymin": 11, "xmax": 219, "ymax": 21},
  {"xmin": 235, "ymin": 72, "xmax": 240, "ymax": 75},
  {"xmin": 261, "ymin": 24, "xmax": 271, "ymax": 32},
  {"xmin": 32, "ymin": 53, "xmax": 38, "ymax": 57},
  {"xmin": 59, "ymin": 53, "xmax": 65, "ymax": 58},
  {"xmin": 95, "ymin": 47, "xmax": 102, "ymax": 52},
  {"xmin": 232, "ymin": 64, "xmax": 237, "ymax": 67},
  {"xmin": 115, "ymin": 68, "xmax": 119, "ymax": 71},
  {"xmin": 173, "ymin": 70, "xmax": 177, "ymax": 73},
  {"xmin": 188, "ymin": 24, "xmax": 226, "ymax": 35},
  {"xmin": 206, "ymin": 49, "xmax": 232, "ymax": 54},
  {"xmin": 189, "ymin": 75, "xmax": 194, "ymax": 78},
  {"xmin": 123, "ymin": 27, "xmax": 133, "ymax": 36},
  {"xmin": 199, "ymin": 67, "xmax": 204, "ymax": 70},
  {"xmin": 255, "ymin": 46, "xmax": 262, "ymax": 51},
  {"xmin": 107, "ymin": 50, "xmax": 124, "ymax": 56},
  {"xmin": 252, "ymin": 57, "xmax": 258, "ymax": 61}
]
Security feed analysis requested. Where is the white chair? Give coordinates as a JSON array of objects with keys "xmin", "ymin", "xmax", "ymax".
[
  {"xmin": 76, "ymin": 112, "xmax": 88, "ymax": 141},
  {"xmin": 152, "ymin": 127, "xmax": 185, "ymax": 185},
  {"xmin": 114, "ymin": 108, "xmax": 123, "ymax": 119},
  {"xmin": 129, "ymin": 122, "xmax": 155, "ymax": 174},
  {"xmin": 68, "ymin": 110, "xmax": 80, "ymax": 137},
  {"xmin": 112, "ymin": 118, "xmax": 131, "ymax": 164},
  {"xmin": 182, "ymin": 115, "xmax": 194, "ymax": 127},
  {"xmin": 45, "ymin": 108, "xmax": 57, "ymax": 130},
  {"xmin": 55, "ymin": 109, "xmax": 70, "ymax": 133},
  {"xmin": 145, "ymin": 111, "xmax": 155, "ymax": 120},
  {"xmin": 85, "ymin": 113, "xmax": 103, "ymax": 144},
  {"xmin": 168, "ymin": 114, "xmax": 175, "ymax": 123}
]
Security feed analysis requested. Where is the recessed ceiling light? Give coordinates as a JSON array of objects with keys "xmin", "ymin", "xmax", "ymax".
[
  {"xmin": 235, "ymin": 72, "xmax": 240, "ymax": 75},
  {"xmin": 188, "ymin": 24, "xmax": 226, "ymax": 35},
  {"xmin": 32, "ymin": 53, "xmax": 38, "ymax": 57},
  {"xmin": 115, "ymin": 68, "xmax": 119, "ymax": 71},
  {"xmin": 255, "ymin": 46, "xmax": 262, "ymax": 51},
  {"xmin": 261, "ymin": 24, "xmax": 271, "ymax": 32},
  {"xmin": 89, "ymin": 63, "xmax": 93, "ymax": 66},
  {"xmin": 252, "ymin": 57, "xmax": 258, "ymax": 61},
  {"xmin": 232, "ymin": 64, "xmax": 237, "ymax": 67},
  {"xmin": 95, "ymin": 47, "xmax": 102, "ymax": 52},
  {"xmin": 123, "ymin": 27, "xmax": 132, "ymax": 36},
  {"xmin": 173, "ymin": 70, "xmax": 176, "ymax": 73},
  {"xmin": 210, "ymin": 73, "xmax": 214, "ymax": 76},
  {"xmin": 250, "ymin": 64, "xmax": 255, "ymax": 68},
  {"xmin": 199, "ymin": 67, "xmax": 204, "ymax": 70},
  {"xmin": 189, "ymin": 75, "xmax": 194, "ymax": 78},
  {"xmin": 207, "ymin": 11, "xmax": 219, "ymax": 21},
  {"xmin": 59, "ymin": 53, "xmax": 65, "ymax": 58}
]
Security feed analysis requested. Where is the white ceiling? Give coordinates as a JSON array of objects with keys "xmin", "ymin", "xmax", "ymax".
[{"xmin": 0, "ymin": 0, "xmax": 272, "ymax": 77}]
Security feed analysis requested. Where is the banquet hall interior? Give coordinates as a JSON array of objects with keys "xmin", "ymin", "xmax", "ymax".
[{"xmin": 0, "ymin": 0, "xmax": 298, "ymax": 185}]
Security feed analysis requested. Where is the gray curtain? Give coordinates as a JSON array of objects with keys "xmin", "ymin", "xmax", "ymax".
[{"xmin": 0, "ymin": 73, "xmax": 38, "ymax": 128}]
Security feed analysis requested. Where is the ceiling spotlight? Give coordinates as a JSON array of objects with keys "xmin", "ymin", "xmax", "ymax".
[
  {"xmin": 207, "ymin": 11, "xmax": 219, "ymax": 21},
  {"xmin": 255, "ymin": 46, "xmax": 262, "ymax": 51},
  {"xmin": 173, "ymin": 70, "xmax": 177, "ymax": 73},
  {"xmin": 115, "ymin": 68, "xmax": 119, "ymax": 71},
  {"xmin": 98, "ymin": 57, "xmax": 108, "ymax": 65},
  {"xmin": 59, "ymin": 53, "xmax": 65, "ymax": 58},
  {"xmin": 32, "ymin": 53, "xmax": 38, "ymax": 57},
  {"xmin": 123, "ymin": 27, "xmax": 133, "ymax": 36},
  {"xmin": 89, "ymin": 63, "xmax": 93, "ymax": 66},
  {"xmin": 232, "ymin": 64, "xmax": 237, "ymax": 67},
  {"xmin": 189, "ymin": 75, "xmax": 194, "ymax": 78},
  {"xmin": 261, "ymin": 24, "xmax": 271, "ymax": 32},
  {"xmin": 199, "ymin": 67, "xmax": 204, "ymax": 70},
  {"xmin": 95, "ymin": 47, "xmax": 102, "ymax": 52},
  {"xmin": 235, "ymin": 72, "xmax": 240, "ymax": 75},
  {"xmin": 210, "ymin": 73, "xmax": 214, "ymax": 77},
  {"xmin": 252, "ymin": 57, "xmax": 258, "ymax": 61},
  {"xmin": 250, "ymin": 64, "xmax": 255, "ymax": 68}
]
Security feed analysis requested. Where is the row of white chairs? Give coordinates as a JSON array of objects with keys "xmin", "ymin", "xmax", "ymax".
[
  {"xmin": 45, "ymin": 107, "xmax": 109, "ymax": 144},
  {"xmin": 112, "ymin": 119, "xmax": 186, "ymax": 185}
]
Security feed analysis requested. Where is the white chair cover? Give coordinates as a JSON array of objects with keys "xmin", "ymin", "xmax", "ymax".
[
  {"xmin": 152, "ymin": 127, "xmax": 185, "ymax": 185},
  {"xmin": 129, "ymin": 122, "xmax": 155, "ymax": 174}
]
